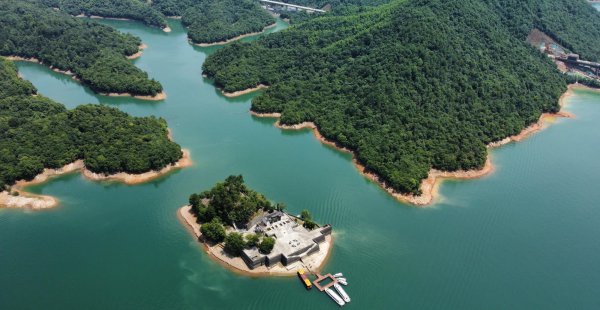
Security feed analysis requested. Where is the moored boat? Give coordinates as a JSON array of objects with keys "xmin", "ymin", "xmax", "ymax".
[
  {"xmin": 325, "ymin": 288, "xmax": 346, "ymax": 306},
  {"xmin": 337, "ymin": 277, "xmax": 347, "ymax": 282},
  {"xmin": 333, "ymin": 273, "xmax": 344, "ymax": 278},
  {"xmin": 334, "ymin": 283, "xmax": 351, "ymax": 303},
  {"xmin": 297, "ymin": 269, "xmax": 312, "ymax": 290},
  {"xmin": 338, "ymin": 279, "xmax": 348, "ymax": 286}
]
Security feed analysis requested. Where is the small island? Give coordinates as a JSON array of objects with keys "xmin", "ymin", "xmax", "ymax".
[{"xmin": 179, "ymin": 175, "xmax": 333, "ymax": 276}]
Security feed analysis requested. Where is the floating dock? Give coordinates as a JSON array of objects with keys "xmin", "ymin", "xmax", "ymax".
[{"xmin": 312, "ymin": 273, "xmax": 337, "ymax": 292}]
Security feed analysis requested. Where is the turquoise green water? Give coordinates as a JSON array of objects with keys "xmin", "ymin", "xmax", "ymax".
[{"xmin": 2, "ymin": 19, "xmax": 600, "ymax": 309}]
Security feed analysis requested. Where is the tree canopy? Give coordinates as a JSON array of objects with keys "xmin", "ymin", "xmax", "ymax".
[
  {"xmin": 0, "ymin": 0, "xmax": 163, "ymax": 96},
  {"xmin": 200, "ymin": 218, "xmax": 227, "ymax": 242},
  {"xmin": 202, "ymin": 0, "xmax": 600, "ymax": 195},
  {"xmin": 258, "ymin": 236, "xmax": 275, "ymax": 254},
  {"xmin": 180, "ymin": 0, "xmax": 275, "ymax": 44},
  {"xmin": 38, "ymin": 0, "xmax": 168, "ymax": 29},
  {"xmin": 224, "ymin": 232, "xmax": 246, "ymax": 256},
  {"xmin": 0, "ymin": 57, "xmax": 182, "ymax": 190},
  {"xmin": 189, "ymin": 175, "xmax": 272, "ymax": 225}
]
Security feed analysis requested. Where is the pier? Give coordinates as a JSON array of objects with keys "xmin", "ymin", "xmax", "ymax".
[{"xmin": 312, "ymin": 273, "xmax": 338, "ymax": 292}]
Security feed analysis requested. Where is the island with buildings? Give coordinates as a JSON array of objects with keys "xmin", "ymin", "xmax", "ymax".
[{"xmin": 178, "ymin": 175, "xmax": 332, "ymax": 276}]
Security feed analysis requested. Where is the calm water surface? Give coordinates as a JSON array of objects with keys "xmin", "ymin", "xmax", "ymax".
[{"xmin": 1, "ymin": 19, "xmax": 600, "ymax": 310}]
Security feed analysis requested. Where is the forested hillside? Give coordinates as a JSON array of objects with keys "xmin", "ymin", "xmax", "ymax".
[
  {"xmin": 203, "ymin": 0, "xmax": 600, "ymax": 195},
  {"xmin": 181, "ymin": 0, "xmax": 275, "ymax": 44},
  {"xmin": 0, "ymin": 0, "xmax": 163, "ymax": 97},
  {"xmin": 38, "ymin": 0, "xmax": 168, "ymax": 29},
  {"xmin": 0, "ymin": 57, "xmax": 182, "ymax": 190},
  {"xmin": 35, "ymin": 0, "xmax": 277, "ymax": 45}
]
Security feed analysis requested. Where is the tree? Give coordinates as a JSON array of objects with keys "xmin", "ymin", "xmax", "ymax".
[
  {"xmin": 189, "ymin": 175, "xmax": 270, "ymax": 226},
  {"xmin": 200, "ymin": 219, "xmax": 226, "ymax": 243},
  {"xmin": 245, "ymin": 233, "xmax": 260, "ymax": 248},
  {"xmin": 224, "ymin": 232, "xmax": 246, "ymax": 256},
  {"xmin": 258, "ymin": 236, "xmax": 276, "ymax": 254},
  {"xmin": 275, "ymin": 202, "xmax": 286, "ymax": 212},
  {"xmin": 300, "ymin": 209, "xmax": 312, "ymax": 221},
  {"xmin": 303, "ymin": 220, "xmax": 317, "ymax": 230},
  {"xmin": 189, "ymin": 193, "xmax": 201, "ymax": 209}
]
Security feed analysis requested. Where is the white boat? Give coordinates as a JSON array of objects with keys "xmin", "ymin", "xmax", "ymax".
[
  {"xmin": 337, "ymin": 279, "xmax": 348, "ymax": 286},
  {"xmin": 336, "ymin": 277, "xmax": 347, "ymax": 282},
  {"xmin": 325, "ymin": 288, "xmax": 346, "ymax": 306},
  {"xmin": 334, "ymin": 283, "xmax": 351, "ymax": 303},
  {"xmin": 333, "ymin": 273, "xmax": 344, "ymax": 278}
]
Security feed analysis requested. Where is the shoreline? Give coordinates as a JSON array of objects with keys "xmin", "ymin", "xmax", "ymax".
[
  {"xmin": 222, "ymin": 84, "xmax": 268, "ymax": 97},
  {"xmin": 4, "ymin": 56, "xmax": 80, "ymax": 81},
  {"xmin": 102, "ymin": 91, "xmax": 167, "ymax": 101},
  {"xmin": 0, "ymin": 150, "xmax": 192, "ymax": 210},
  {"xmin": 177, "ymin": 205, "xmax": 333, "ymax": 277},
  {"xmin": 192, "ymin": 23, "xmax": 277, "ymax": 47},
  {"xmin": 126, "ymin": 43, "xmax": 148, "ymax": 60},
  {"xmin": 5, "ymin": 55, "xmax": 166, "ymax": 100},
  {"xmin": 82, "ymin": 14, "xmax": 171, "ymax": 32},
  {"xmin": 250, "ymin": 84, "xmax": 581, "ymax": 206}
]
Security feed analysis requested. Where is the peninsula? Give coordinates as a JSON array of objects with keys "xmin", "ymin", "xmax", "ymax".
[
  {"xmin": 0, "ymin": 57, "xmax": 188, "ymax": 210},
  {"xmin": 181, "ymin": 0, "xmax": 275, "ymax": 45},
  {"xmin": 203, "ymin": 0, "xmax": 600, "ymax": 205},
  {"xmin": 0, "ymin": 0, "xmax": 163, "ymax": 98},
  {"xmin": 179, "ymin": 175, "xmax": 333, "ymax": 276}
]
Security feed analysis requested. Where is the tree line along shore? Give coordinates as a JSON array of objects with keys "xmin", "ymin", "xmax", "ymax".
[
  {"xmin": 202, "ymin": 0, "xmax": 600, "ymax": 205},
  {"xmin": 34, "ymin": 0, "xmax": 279, "ymax": 46},
  {"xmin": 0, "ymin": 57, "xmax": 189, "ymax": 209},
  {"xmin": 0, "ymin": 0, "xmax": 164, "ymax": 98}
]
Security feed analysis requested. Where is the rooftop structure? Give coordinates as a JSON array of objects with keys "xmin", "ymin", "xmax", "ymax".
[{"xmin": 241, "ymin": 211, "xmax": 332, "ymax": 269}]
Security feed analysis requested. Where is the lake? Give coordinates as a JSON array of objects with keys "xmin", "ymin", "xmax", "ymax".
[{"xmin": 1, "ymin": 18, "xmax": 600, "ymax": 309}]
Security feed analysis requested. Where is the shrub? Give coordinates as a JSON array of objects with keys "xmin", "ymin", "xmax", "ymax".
[
  {"xmin": 200, "ymin": 219, "xmax": 226, "ymax": 243},
  {"xmin": 258, "ymin": 236, "xmax": 276, "ymax": 254}
]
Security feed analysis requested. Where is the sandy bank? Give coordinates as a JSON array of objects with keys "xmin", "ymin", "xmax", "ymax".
[
  {"xmin": 5, "ymin": 56, "xmax": 80, "ymax": 81},
  {"xmin": 127, "ymin": 43, "xmax": 148, "ymax": 60},
  {"xmin": 192, "ymin": 23, "xmax": 276, "ymax": 47},
  {"xmin": 250, "ymin": 85, "xmax": 579, "ymax": 206},
  {"xmin": 1, "ymin": 150, "xmax": 192, "ymax": 210},
  {"xmin": 163, "ymin": 26, "xmax": 172, "ymax": 33},
  {"xmin": 6, "ymin": 55, "xmax": 164, "ymax": 100},
  {"xmin": 103, "ymin": 91, "xmax": 167, "ymax": 101},
  {"xmin": 177, "ymin": 205, "xmax": 333, "ymax": 277},
  {"xmin": 222, "ymin": 84, "xmax": 268, "ymax": 97},
  {"xmin": 166, "ymin": 16, "xmax": 182, "ymax": 20},
  {"xmin": 90, "ymin": 15, "xmax": 130, "ymax": 21}
]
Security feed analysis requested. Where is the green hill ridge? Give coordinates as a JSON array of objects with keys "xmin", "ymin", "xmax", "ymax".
[{"xmin": 203, "ymin": 0, "xmax": 600, "ymax": 195}]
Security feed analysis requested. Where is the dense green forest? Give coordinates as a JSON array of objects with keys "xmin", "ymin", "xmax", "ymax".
[
  {"xmin": 188, "ymin": 175, "xmax": 273, "ymax": 226},
  {"xmin": 0, "ymin": 0, "xmax": 163, "ymax": 96},
  {"xmin": 181, "ymin": 0, "xmax": 275, "ymax": 44},
  {"xmin": 34, "ymin": 0, "xmax": 277, "ymax": 45},
  {"xmin": 0, "ymin": 57, "xmax": 182, "ymax": 190},
  {"xmin": 203, "ymin": 0, "xmax": 600, "ymax": 195},
  {"xmin": 38, "ymin": 0, "xmax": 168, "ymax": 29}
]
